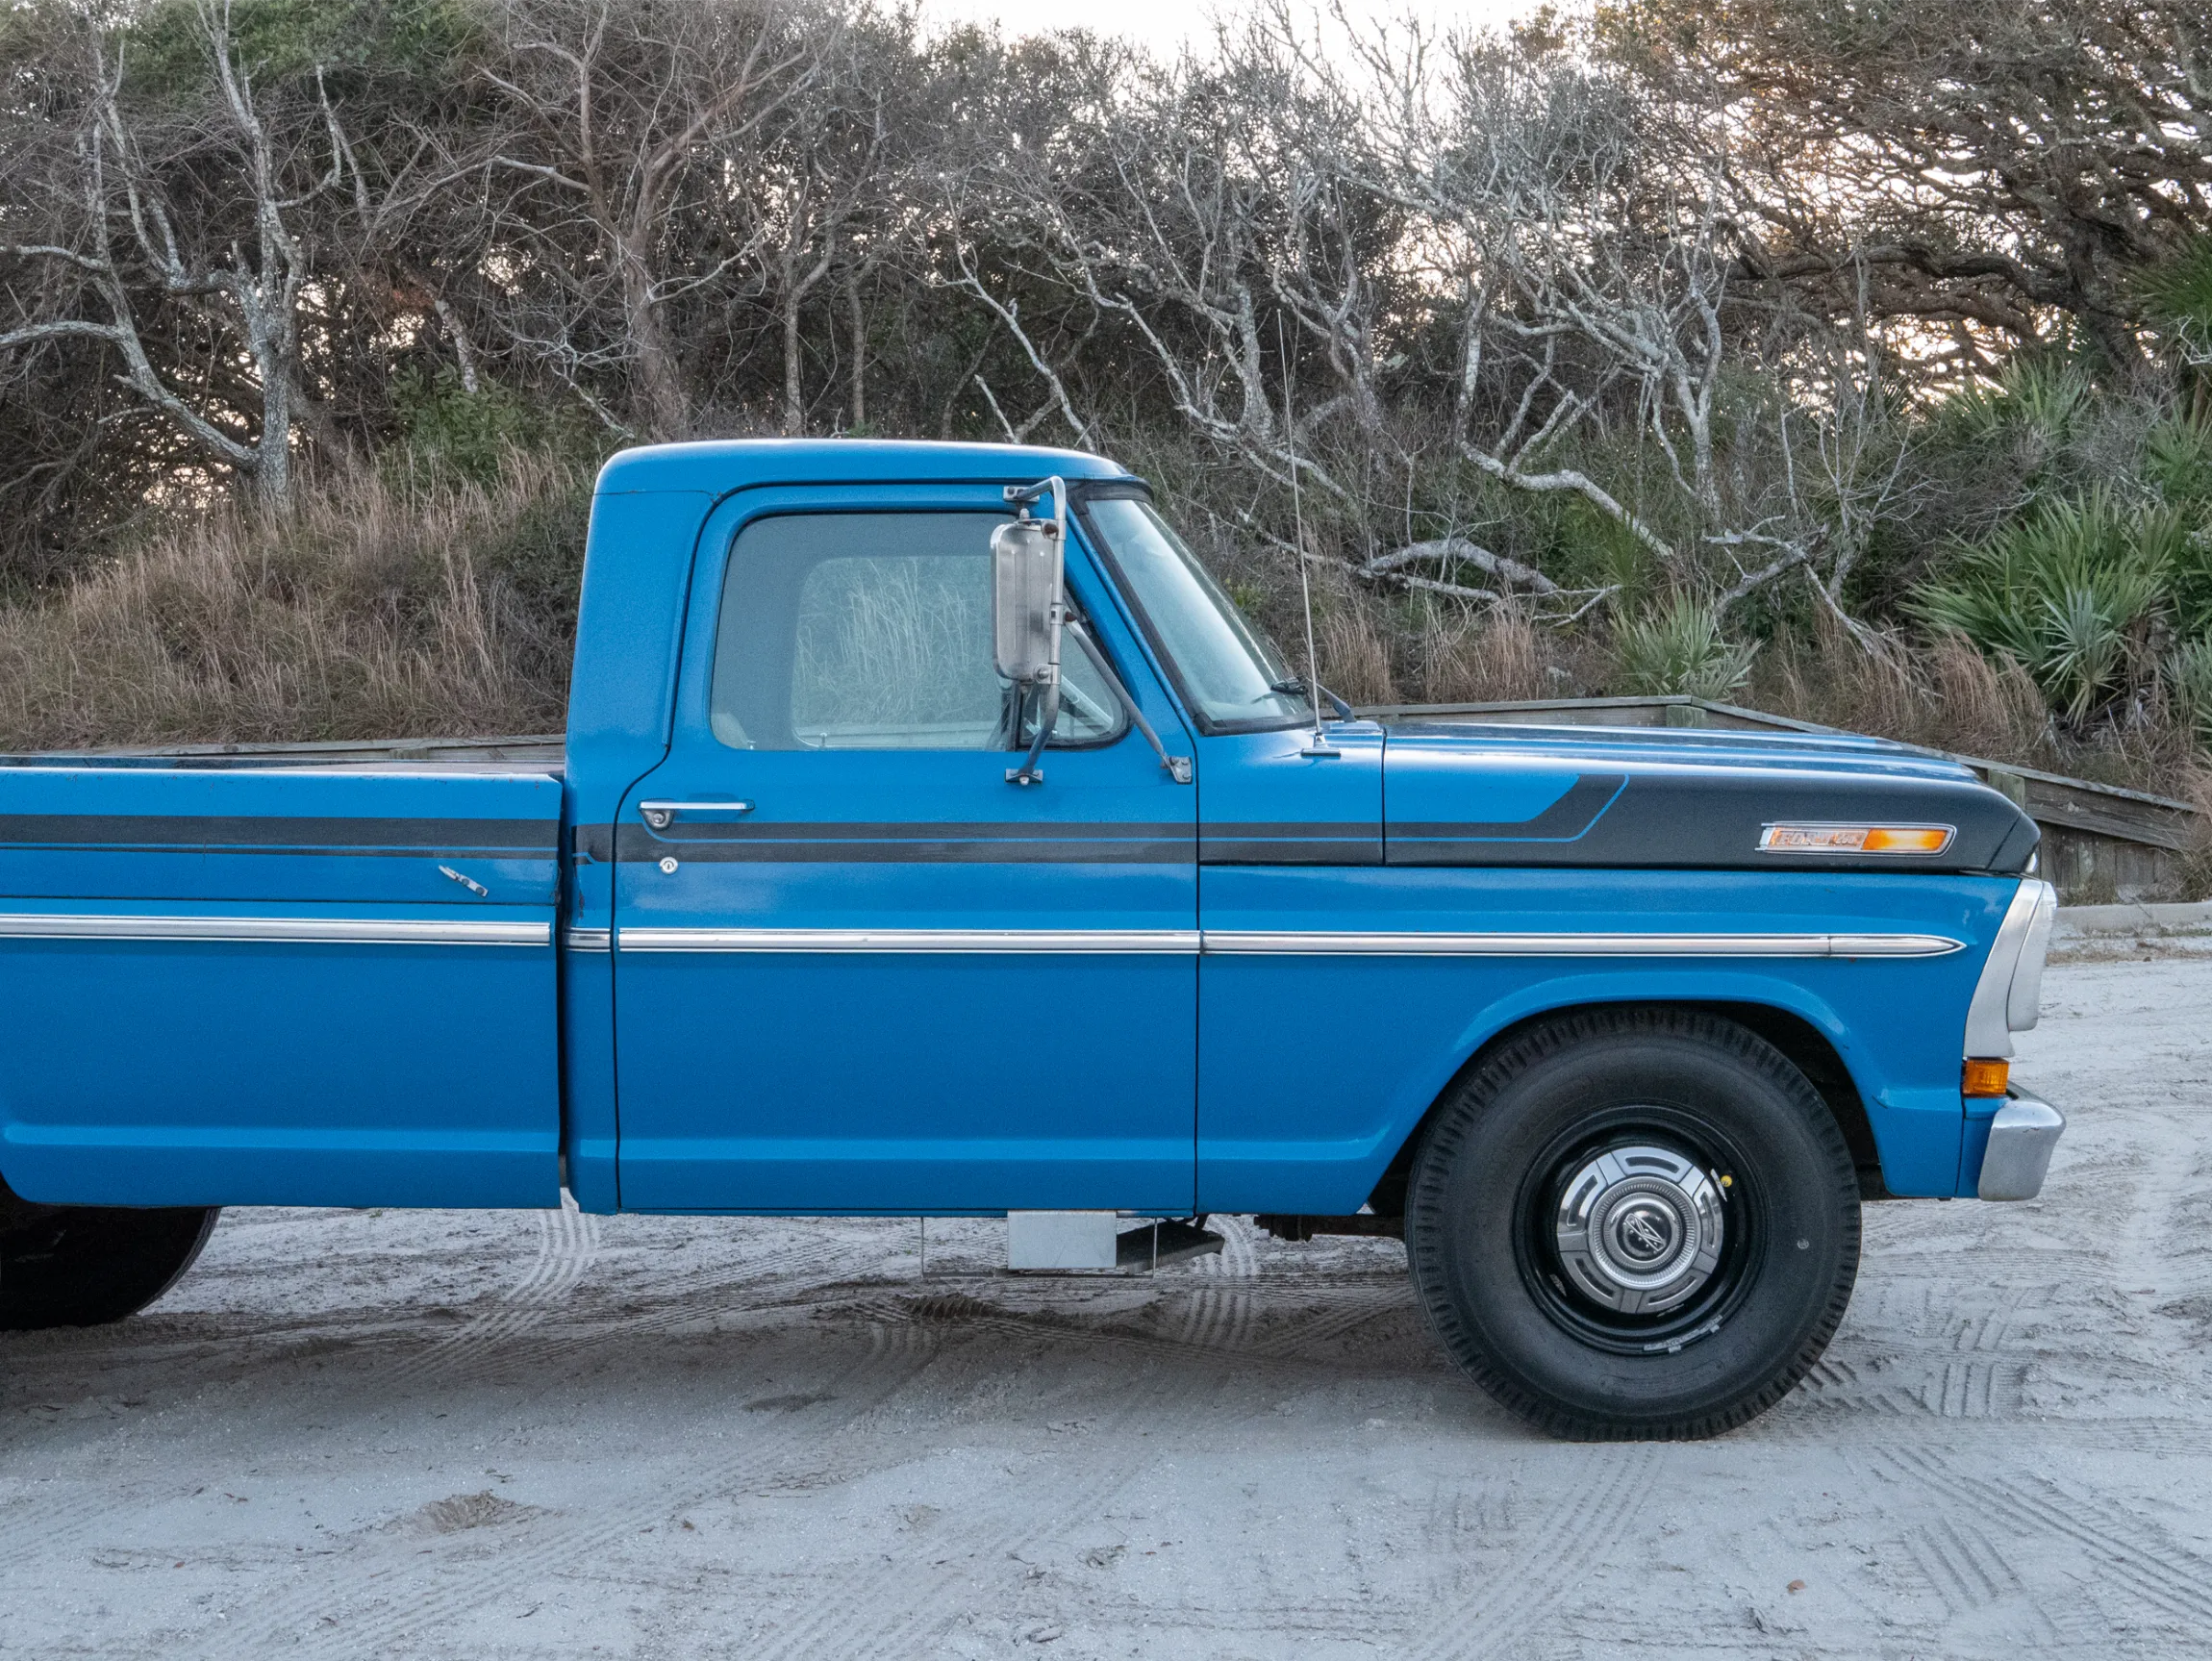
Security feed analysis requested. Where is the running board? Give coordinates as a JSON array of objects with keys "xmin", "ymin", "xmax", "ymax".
[{"xmin": 1006, "ymin": 1211, "xmax": 1222, "ymax": 1272}]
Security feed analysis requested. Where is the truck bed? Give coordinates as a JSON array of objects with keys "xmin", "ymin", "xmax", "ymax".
[{"xmin": 0, "ymin": 746, "xmax": 566, "ymax": 1210}]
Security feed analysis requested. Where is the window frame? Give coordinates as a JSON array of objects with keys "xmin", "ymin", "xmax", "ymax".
[{"xmin": 705, "ymin": 505, "xmax": 1130, "ymax": 757}]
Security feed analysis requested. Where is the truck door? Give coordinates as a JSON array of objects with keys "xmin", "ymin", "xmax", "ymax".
[{"xmin": 611, "ymin": 489, "xmax": 1198, "ymax": 1213}]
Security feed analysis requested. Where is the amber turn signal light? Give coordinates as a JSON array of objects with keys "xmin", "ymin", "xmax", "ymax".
[
  {"xmin": 1759, "ymin": 823, "xmax": 1956, "ymax": 854},
  {"xmin": 1961, "ymin": 1058, "xmax": 2010, "ymax": 1098}
]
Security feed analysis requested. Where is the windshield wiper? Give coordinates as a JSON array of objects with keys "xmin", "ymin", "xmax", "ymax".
[{"xmin": 1272, "ymin": 676, "xmax": 1355, "ymax": 721}]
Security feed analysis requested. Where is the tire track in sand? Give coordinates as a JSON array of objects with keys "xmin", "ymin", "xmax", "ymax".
[
  {"xmin": 221, "ymin": 1320, "xmax": 942, "ymax": 1654},
  {"xmin": 733, "ymin": 1331, "xmax": 1253, "ymax": 1661},
  {"xmin": 381, "ymin": 1197, "xmax": 598, "ymax": 1388},
  {"xmin": 1877, "ymin": 1444, "xmax": 2212, "ymax": 1632},
  {"xmin": 1170, "ymin": 1214, "xmax": 1259, "ymax": 1352},
  {"xmin": 1401, "ymin": 1444, "xmax": 1666, "ymax": 1661},
  {"xmin": 430, "ymin": 1225, "xmax": 893, "ymax": 1385}
]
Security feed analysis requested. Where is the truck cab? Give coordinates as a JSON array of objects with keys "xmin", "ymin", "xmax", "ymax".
[{"xmin": 0, "ymin": 440, "xmax": 2063, "ymax": 1439}]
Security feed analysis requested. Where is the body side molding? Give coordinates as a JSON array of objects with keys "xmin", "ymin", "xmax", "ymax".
[
  {"xmin": 618, "ymin": 927, "xmax": 1203, "ymax": 953},
  {"xmin": 608, "ymin": 925, "xmax": 1963, "ymax": 958},
  {"xmin": 0, "ymin": 913, "xmax": 550, "ymax": 947}
]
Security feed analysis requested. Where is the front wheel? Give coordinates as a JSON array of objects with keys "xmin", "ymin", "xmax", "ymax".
[
  {"xmin": 1406, "ymin": 1009, "xmax": 1859, "ymax": 1440},
  {"xmin": 0, "ymin": 1203, "xmax": 220, "ymax": 1331}
]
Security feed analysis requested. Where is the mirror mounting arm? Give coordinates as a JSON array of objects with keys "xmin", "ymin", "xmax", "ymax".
[
  {"xmin": 1005, "ymin": 680, "xmax": 1059, "ymax": 787},
  {"xmin": 1003, "ymin": 475, "xmax": 1069, "ymax": 528},
  {"xmin": 1067, "ymin": 619, "xmax": 1193, "ymax": 785}
]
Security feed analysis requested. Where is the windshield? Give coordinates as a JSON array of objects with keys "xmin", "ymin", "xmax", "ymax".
[{"xmin": 1081, "ymin": 495, "xmax": 1311, "ymax": 733}]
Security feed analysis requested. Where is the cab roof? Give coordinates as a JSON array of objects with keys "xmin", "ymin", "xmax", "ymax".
[{"xmin": 594, "ymin": 438, "xmax": 1135, "ymax": 496}]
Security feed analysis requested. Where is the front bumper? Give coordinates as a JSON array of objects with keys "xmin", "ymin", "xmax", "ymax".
[{"xmin": 1975, "ymin": 1085, "xmax": 2066, "ymax": 1200}]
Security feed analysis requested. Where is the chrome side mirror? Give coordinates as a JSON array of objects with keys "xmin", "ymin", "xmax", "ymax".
[
  {"xmin": 990, "ymin": 516, "xmax": 1063, "ymax": 689},
  {"xmin": 997, "ymin": 478, "xmax": 1068, "ymax": 785}
]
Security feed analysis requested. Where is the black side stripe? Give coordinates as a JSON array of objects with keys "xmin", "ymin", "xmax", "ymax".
[
  {"xmin": 612, "ymin": 822, "xmax": 1194, "ymax": 866},
  {"xmin": 1198, "ymin": 820, "xmax": 1382, "ymax": 866},
  {"xmin": 633, "ymin": 818, "xmax": 1192, "ymax": 843},
  {"xmin": 1390, "ymin": 773, "xmax": 1627, "ymax": 846},
  {"xmin": 601, "ymin": 819, "xmax": 1397, "ymax": 867},
  {"xmin": 0, "ymin": 814, "xmax": 558, "ymax": 854}
]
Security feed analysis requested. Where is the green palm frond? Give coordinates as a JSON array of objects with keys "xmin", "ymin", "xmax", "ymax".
[
  {"xmin": 1908, "ymin": 489, "xmax": 2177, "ymax": 721},
  {"xmin": 2165, "ymin": 638, "xmax": 2212, "ymax": 745},
  {"xmin": 1611, "ymin": 593, "xmax": 1757, "ymax": 700}
]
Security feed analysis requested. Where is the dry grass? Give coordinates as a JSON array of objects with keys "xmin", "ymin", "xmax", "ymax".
[
  {"xmin": 1753, "ymin": 617, "xmax": 2053, "ymax": 765},
  {"xmin": 1317, "ymin": 600, "xmax": 1400, "ymax": 704},
  {"xmin": 0, "ymin": 459, "xmax": 586, "ymax": 751},
  {"xmin": 1748, "ymin": 614, "xmax": 2212, "ymax": 802},
  {"xmin": 1413, "ymin": 604, "xmax": 1559, "ymax": 703},
  {"xmin": 2177, "ymin": 768, "xmax": 2212, "ymax": 899},
  {"xmin": 1310, "ymin": 589, "xmax": 1577, "ymax": 707}
]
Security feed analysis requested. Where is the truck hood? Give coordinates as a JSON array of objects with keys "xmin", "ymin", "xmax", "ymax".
[{"xmin": 1379, "ymin": 718, "xmax": 2039, "ymax": 873}]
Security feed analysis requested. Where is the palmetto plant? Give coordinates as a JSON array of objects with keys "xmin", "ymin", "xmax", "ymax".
[
  {"xmin": 1937, "ymin": 358, "xmax": 2094, "ymax": 449},
  {"xmin": 1909, "ymin": 491, "xmax": 2187, "ymax": 722},
  {"xmin": 2140, "ymin": 238, "xmax": 2212, "ymax": 370},
  {"xmin": 2168, "ymin": 639, "xmax": 2212, "ymax": 746},
  {"xmin": 1611, "ymin": 594, "xmax": 1758, "ymax": 701}
]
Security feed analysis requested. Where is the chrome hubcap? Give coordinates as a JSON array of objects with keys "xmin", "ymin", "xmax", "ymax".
[{"xmin": 1553, "ymin": 1144, "xmax": 1724, "ymax": 1315}]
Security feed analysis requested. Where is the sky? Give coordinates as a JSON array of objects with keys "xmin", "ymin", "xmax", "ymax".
[{"xmin": 917, "ymin": 0, "xmax": 1539, "ymax": 54}]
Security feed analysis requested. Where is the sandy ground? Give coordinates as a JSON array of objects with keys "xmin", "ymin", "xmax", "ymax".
[{"xmin": 4, "ymin": 960, "xmax": 2210, "ymax": 1659}]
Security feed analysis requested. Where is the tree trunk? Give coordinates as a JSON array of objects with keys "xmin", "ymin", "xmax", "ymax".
[
  {"xmin": 253, "ymin": 373, "xmax": 292, "ymax": 509},
  {"xmin": 621, "ymin": 239, "xmax": 688, "ymax": 440},
  {"xmin": 783, "ymin": 289, "xmax": 805, "ymax": 436},
  {"xmin": 848, "ymin": 277, "xmax": 866, "ymax": 430}
]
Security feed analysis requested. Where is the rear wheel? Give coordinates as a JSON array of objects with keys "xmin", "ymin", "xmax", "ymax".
[
  {"xmin": 0, "ymin": 1203, "xmax": 219, "ymax": 1331},
  {"xmin": 1406, "ymin": 1008, "xmax": 1859, "ymax": 1440}
]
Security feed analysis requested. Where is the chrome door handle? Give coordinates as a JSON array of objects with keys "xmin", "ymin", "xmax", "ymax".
[{"xmin": 637, "ymin": 800, "xmax": 754, "ymax": 830}]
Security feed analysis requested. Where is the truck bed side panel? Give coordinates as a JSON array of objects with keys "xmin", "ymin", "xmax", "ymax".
[{"xmin": 0, "ymin": 767, "xmax": 563, "ymax": 1208}]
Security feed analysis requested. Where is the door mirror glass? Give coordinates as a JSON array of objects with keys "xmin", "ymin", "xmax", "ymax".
[{"xmin": 991, "ymin": 518, "xmax": 1062, "ymax": 687}]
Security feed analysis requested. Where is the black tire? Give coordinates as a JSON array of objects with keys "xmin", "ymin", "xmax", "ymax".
[
  {"xmin": 0, "ymin": 1204, "xmax": 220, "ymax": 1331},
  {"xmin": 1406, "ymin": 1008, "xmax": 1859, "ymax": 1441}
]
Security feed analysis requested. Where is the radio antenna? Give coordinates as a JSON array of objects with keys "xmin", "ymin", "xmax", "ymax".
[{"xmin": 1280, "ymin": 314, "xmax": 1334, "ymax": 757}]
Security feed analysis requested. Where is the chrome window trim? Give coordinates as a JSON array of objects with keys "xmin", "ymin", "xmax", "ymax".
[
  {"xmin": 0, "ymin": 913, "xmax": 550, "ymax": 947},
  {"xmin": 611, "ymin": 926, "xmax": 1962, "ymax": 958}
]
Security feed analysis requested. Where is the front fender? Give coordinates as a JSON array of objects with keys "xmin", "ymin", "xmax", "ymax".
[{"xmin": 1194, "ymin": 868, "xmax": 2016, "ymax": 1213}]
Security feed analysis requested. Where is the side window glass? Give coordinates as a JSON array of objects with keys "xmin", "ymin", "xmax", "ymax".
[
  {"xmin": 709, "ymin": 512, "xmax": 1128, "ymax": 753},
  {"xmin": 791, "ymin": 552, "xmax": 999, "ymax": 748}
]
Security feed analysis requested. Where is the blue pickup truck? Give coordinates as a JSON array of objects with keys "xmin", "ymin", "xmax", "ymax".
[{"xmin": 0, "ymin": 440, "xmax": 2064, "ymax": 1439}]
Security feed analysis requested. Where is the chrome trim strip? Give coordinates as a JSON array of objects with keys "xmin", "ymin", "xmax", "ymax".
[
  {"xmin": 637, "ymin": 799, "xmax": 752, "ymax": 829},
  {"xmin": 565, "ymin": 926, "xmax": 613, "ymax": 952},
  {"xmin": 610, "ymin": 925, "xmax": 1961, "ymax": 958},
  {"xmin": 616, "ymin": 927, "xmax": 1203, "ymax": 954},
  {"xmin": 0, "ymin": 913, "xmax": 550, "ymax": 947},
  {"xmin": 1201, "ymin": 931, "xmax": 1964, "ymax": 958},
  {"xmin": 1964, "ymin": 879, "xmax": 2055, "ymax": 1057},
  {"xmin": 2006, "ymin": 881, "xmax": 2059, "ymax": 1032}
]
